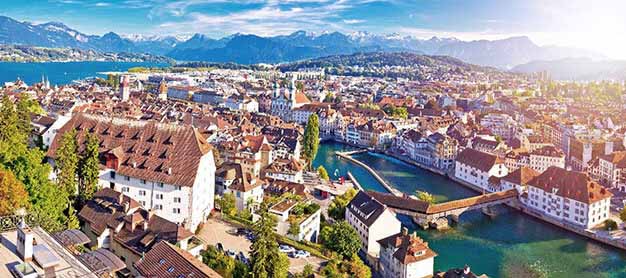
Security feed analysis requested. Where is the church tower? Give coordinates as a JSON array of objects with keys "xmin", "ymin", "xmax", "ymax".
[
  {"xmin": 119, "ymin": 75, "xmax": 130, "ymax": 101},
  {"xmin": 158, "ymin": 78, "xmax": 168, "ymax": 101}
]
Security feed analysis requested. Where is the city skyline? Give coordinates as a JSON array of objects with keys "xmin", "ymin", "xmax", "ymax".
[{"xmin": 4, "ymin": 0, "xmax": 626, "ymax": 59}]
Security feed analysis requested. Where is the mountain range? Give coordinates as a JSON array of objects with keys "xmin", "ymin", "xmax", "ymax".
[{"xmin": 0, "ymin": 15, "xmax": 605, "ymax": 68}]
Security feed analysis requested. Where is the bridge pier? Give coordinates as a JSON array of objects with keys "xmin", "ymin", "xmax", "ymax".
[
  {"xmin": 449, "ymin": 214, "xmax": 460, "ymax": 223},
  {"xmin": 429, "ymin": 218, "xmax": 450, "ymax": 230},
  {"xmin": 412, "ymin": 216, "xmax": 430, "ymax": 230},
  {"xmin": 481, "ymin": 206, "xmax": 497, "ymax": 219}
]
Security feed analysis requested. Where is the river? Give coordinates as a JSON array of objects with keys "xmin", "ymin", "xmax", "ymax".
[
  {"xmin": 0, "ymin": 61, "xmax": 167, "ymax": 85},
  {"xmin": 313, "ymin": 141, "xmax": 626, "ymax": 278}
]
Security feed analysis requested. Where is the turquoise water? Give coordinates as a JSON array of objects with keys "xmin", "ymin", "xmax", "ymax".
[
  {"xmin": 0, "ymin": 61, "xmax": 167, "ymax": 85},
  {"xmin": 313, "ymin": 142, "xmax": 626, "ymax": 278}
]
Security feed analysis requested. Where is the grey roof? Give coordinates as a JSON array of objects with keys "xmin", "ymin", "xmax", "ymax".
[{"xmin": 346, "ymin": 191, "xmax": 388, "ymax": 227}]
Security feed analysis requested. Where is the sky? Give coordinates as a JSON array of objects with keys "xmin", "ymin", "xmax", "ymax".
[{"xmin": 4, "ymin": 0, "xmax": 626, "ymax": 59}]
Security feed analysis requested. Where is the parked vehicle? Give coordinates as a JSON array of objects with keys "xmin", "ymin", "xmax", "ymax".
[
  {"xmin": 292, "ymin": 250, "xmax": 310, "ymax": 258},
  {"xmin": 226, "ymin": 249, "xmax": 237, "ymax": 258},
  {"xmin": 216, "ymin": 243, "xmax": 224, "ymax": 252},
  {"xmin": 279, "ymin": 244, "xmax": 296, "ymax": 253}
]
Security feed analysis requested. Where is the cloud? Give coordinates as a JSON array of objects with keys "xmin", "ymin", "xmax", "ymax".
[{"xmin": 343, "ymin": 19, "xmax": 364, "ymax": 24}]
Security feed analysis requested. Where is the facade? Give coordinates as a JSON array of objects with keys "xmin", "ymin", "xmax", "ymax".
[
  {"xmin": 529, "ymin": 145, "xmax": 565, "ymax": 173},
  {"xmin": 263, "ymin": 158, "xmax": 304, "ymax": 184},
  {"xmin": 455, "ymin": 148, "xmax": 509, "ymax": 192},
  {"xmin": 269, "ymin": 200, "xmax": 321, "ymax": 242},
  {"xmin": 378, "ymin": 228, "xmax": 437, "ymax": 278},
  {"xmin": 48, "ymin": 113, "xmax": 216, "ymax": 232},
  {"xmin": 345, "ymin": 191, "xmax": 402, "ymax": 260},
  {"xmin": 597, "ymin": 151, "xmax": 626, "ymax": 190},
  {"xmin": 526, "ymin": 167, "xmax": 612, "ymax": 229}
]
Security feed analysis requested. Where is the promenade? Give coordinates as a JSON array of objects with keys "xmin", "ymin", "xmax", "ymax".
[{"xmin": 335, "ymin": 150, "xmax": 403, "ymax": 196}]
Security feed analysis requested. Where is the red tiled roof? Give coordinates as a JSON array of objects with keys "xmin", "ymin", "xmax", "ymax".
[
  {"xmin": 456, "ymin": 148, "xmax": 502, "ymax": 172},
  {"xmin": 135, "ymin": 241, "xmax": 222, "ymax": 278},
  {"xmin": 527, "ymin": 167, "xmax": 612, "ymax": 204},
  {"xmin": 48, "ymin": 113, "xmax": 212, "ymax": 187},
  {"xmin": 502, "ymin": 167, "xmax": 540, "ymax": 185}
]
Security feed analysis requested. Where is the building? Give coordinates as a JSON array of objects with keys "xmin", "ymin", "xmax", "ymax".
[
  {"xmin": 263, "ymin": 158, "xmax": 304, "ymax": 184},
  {"xmin": 526, "ymin": 167, "xmax": 612, "ymax": 229},
  {"xmin": 597, "ymin": 151, "xmax": 626, "ymax": 190},
  {"xmin": 455, "ymin": 148, "xmax": 509, "ymax": 192},
  {"xmin": 377, "ymin": 228, "xmax": 437, "ymax": 278},
  {"xmin": 135, "ymin": 241, "xmax": 222, "ymax": 278},
  {"xmin": 529, "ymin": 145, "xmax": 565, "ymax": 173},
  {"xmin": 157, "ymin": 78, "xmax": 168, "ymax": 101},
  {"xmin": 119, "ymin": 75, "xmax": 130, "ymax": 101},
  {"xmin": 269, "ymin": 200, "xmax": 321, "ymax": 242},
  {"xmin": 224, "ymin": 164, "xmax": 264, "ymax": 212},
  {"xmin": 345, "ymin": 191, "xmax": 402, "ymax": 262},
  {"xmin": 48, "ymin": 113, "xmax": 216, "ymax": 231},
  {"xmin": 78, "ymin": 188, "xmax": 205, "ymax": 276}
]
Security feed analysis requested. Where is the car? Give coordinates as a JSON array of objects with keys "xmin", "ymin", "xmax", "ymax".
[
  {"xmin": 216, "ymin": 243, "xmax": 224, "ymax": 252},
  {"xmin": 279, "ymin": 244, "xmax": 296, "ymax": 253},
  {"xmin": 292, "ymin": 250, "xmax": 310, "ymax": 258},
  {"xmin": 246, "ymin": 233, "xmax": 256, "ymax": 241},
  {"xmin": 226, "ymin": 249, "xmax": 237, "ymax": 258},
  {"xmin": 236, "ymin": 228, "xmax": 248, "ymax": 236}
]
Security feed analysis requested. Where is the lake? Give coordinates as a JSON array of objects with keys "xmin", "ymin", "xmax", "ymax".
[{"xmin": 0, "ymin": 61, "xmax": 166, "ymax": 86}]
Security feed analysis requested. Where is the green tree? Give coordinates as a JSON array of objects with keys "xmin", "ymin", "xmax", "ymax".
[
  {"xmin": 218, "ymin": 193, "xmax": 236, "ymax": 217},
  {"xmin": 0, "ymin": 168, "xmax": 30, "ymax": 215},
  {"xmin": 79, "ymin": 133, "xmax": 100, "ymax": 204},
  {"xmin": 605, "ymin": 219, "xmax": 618, "ymax": 231},
  {"xmin": 56, "ymin": 129, "xmax": 79, "ymax": 196},
  {"xmin": 344, "ymin": 254, "xmax": 371, "ymax": 278},
  {"xmin": 0, "ymin": 96, "xmax": 27, "ymax": 163},
  {"xmin": 320, "ymin": 221, "xmax": 361, "ymax": 259},
  {"xmin": 250, "ymin": 202, "xmax": 288, "ymax": 278},
  {"xmin": 232, "ymin": 261, "xmax": 250, "ymax": 278},
  {"xmin": 619, "ymin": 206, "xmax": 626, "ymax": 223},
  {"xmin": 288, "ymin": 216, "xmax": 301, "ymax": 236},
  {"xmin": 201, "ymin": 245, "xmax": 236, "ymax": 277},
  {"xmin": 416, "ymin": 191, "xmax": 435, "ymax": 204},
  {"xmin": 323, "ymin": 93, "xmax": 334, "ymax": 103},
  {"xmin": 67, "ymin": 201, "xmax": 80, "ymax": 229},
  {"xmin": 317, "ymin": 165, "xmax": 329, "ymax": 181},
  {"xmin": 302, "ymin": 114, "xmax": 320, "ymax": 169},
  {"xmin": 295, "ymin": 264, "xmax": 315, "ymax": 278},
  {"xmin": 328, "ymin": 188, "xmax": 357, "ymax": 220}
]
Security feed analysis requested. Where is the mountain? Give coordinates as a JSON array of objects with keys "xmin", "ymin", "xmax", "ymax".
[
  {"xmin": 0, "ymin": 44, "xmax": 173, "ymax": 63},
  {"xmin": 512, "ymin": 58, "xmax": 626, "ymax": 80},
  {"xmin": 0, "ymin": 15, "xmax": 604, "ymax": 67}
]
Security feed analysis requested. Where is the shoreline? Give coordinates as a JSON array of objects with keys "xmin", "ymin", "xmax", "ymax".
[{"xmin": 336, "ymin": 145, "xmax": 626, "ymax": 252}]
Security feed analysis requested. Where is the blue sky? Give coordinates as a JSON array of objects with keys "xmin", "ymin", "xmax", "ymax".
[{"xmin": 4, "ymin": 0, "xmax": 626, "ymax": 58}]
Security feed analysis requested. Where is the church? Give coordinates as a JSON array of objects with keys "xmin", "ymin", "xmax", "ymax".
[{"xmin": 270, "ymin": 78, "xmax": 310, "ymax": 121}]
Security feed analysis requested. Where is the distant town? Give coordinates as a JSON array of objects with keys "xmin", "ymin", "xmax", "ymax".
[{"xmin": 1, "ymin": 51, "xmax": 626, "ymax": 278}]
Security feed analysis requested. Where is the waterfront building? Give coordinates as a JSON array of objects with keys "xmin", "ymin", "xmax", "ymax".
[
  {"xmin": 346, "ymin": 191, "xmax": 402, "ymax": 262},
  {"xmin": 455, "ymin": 148, "xmax": 509, "ymax": 192},
  {"xmin": 48, "ymin": 113, "xmax": 216, "ymax": 232},
  {"xmin": 135, "ymin": 241, "xmax": 222, "ymax": 278},
  {"xmin": 377, "ymin": 228, "xmax": 437, "ymax": 278},
  {"xmin": 526, "ymin": 167, "xmax": 612, "ymax": 229},
  {"xmin": 78, "ymin": 188, "xmax": 205, "ymax": 276}
]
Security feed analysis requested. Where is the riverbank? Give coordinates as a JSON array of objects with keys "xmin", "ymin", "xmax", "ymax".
[{"xmin": 341, "ymin": 146, "xmax": 626, "ymax": 252}]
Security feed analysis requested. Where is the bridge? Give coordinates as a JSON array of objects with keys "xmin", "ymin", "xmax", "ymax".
[{"xmin": 366, "ymin": 189, "xmax": 519, "ymax": 229}]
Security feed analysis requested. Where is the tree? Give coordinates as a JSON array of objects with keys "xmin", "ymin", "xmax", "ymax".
[
  {"xmin": 416, "ymin": 191, "xmax": 435, "ymax": 204},
  {"xmin": 619, "ymin": 206, "xmax": 626, "ymax": 223},
  {"xmin": 250, "ymin": 202, "xmax": 288, "ymax": 278},
  {"xmin": 0, "ymin": 96, "xmax": 27, "ymax": 164},
  {"xmin": 295, "ymin": 264, "xmax": 315, "ymax": 278},
  {"xmin": 605, "ymin": 219, "xmax": 618, "ymax": 231},
  {"xmin": 288, "ymin": 216, "xmax": 301, "ymax": 236},
  {"xmin": 317, "ymin": 165, "xmax": 329, "ymax": 181},
  {"xmin": 56, "ymin": 129, "xmax": 79, "ymax": 196},
  {"xmin": 0, "ymin": 168, "xmax": 30, "ymax": 215},
  {"xmin": 67, "ymin": 202, "xmax": 80, "ymax": 229},
  {"xmin": 320, "ymin": 221, "xmax": 361, "ymax": 259},
  {"xmin": 218, "ymin": 193, "xmax": 236, "ymax": 217},
  {"xmin": 344, "ymin": 254, "xmax": 371, "ymax": 278},
  {"xmin": 202, "ymin": 245, "xmax": 236, "ymax": 277},
  {"xmin": 328, "ymin": 188, "xmax": 357, "ymax": 220},
  {"xmin": 302, "ymin": 113, "xmax": 320, "ymax": 169},
  {"xmin": 79, "ymin": 133, "xmax": 99, "ymax": 204},
  {"xmin": 323, "ymin": 93, "xmax": 334, "ymax": 103}
]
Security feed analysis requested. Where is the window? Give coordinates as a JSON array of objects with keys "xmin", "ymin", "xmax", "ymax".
[
  {"xmin": 175, "ymin": 186, "xmax": 181, "ymax": 190},
  {"xmin": 140, "ymin": 201, "xmax": 146, "ymax": 206},
  {"xmin": 124, "ymin": 176, "xmax": 130, "ymax": 181},
  {"xmin": 155, "ymin": 204, "xmax": 163, "ymax": 210},
  {"xmin": 173, "ymin": 208, "xmax": 181, "ymax": 214},
  {"xmin": 139, "ymin": 190, "xmax": 146, "ymax": 196},
  {"xmin": 174, "ymin": 197, "xmax": 181, "ymax": 203},
  {"xmin": 168, "ymin": 267, "xmax": 175, "ymax": 273},
  {"xmin": 140, "ymin": 179, "xmax": 146, "ymax": 184},
  {"xmin": 157, "ymin": 182, "xmax": 164, "ymax": 188},
  {"xmin": 122, "ymin": 187, "xmax": 129, "ymax": 193},
  {"xmin": 110, "ymin": 171, "xmax": 116, "ymax": 179},
  {"xmin": 156, "ymin": 194, "xmax": 163, "ymax": 200}
]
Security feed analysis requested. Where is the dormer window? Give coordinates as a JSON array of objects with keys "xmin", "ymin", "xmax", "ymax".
[{"xmin": 167, "ymin": 267, "xmax": 174, "ymax": 273}]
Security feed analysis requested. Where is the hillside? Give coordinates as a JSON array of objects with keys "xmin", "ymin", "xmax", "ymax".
[{"xmin": 512, "ymin": 58, "xmax": 626, "ymax": 80}]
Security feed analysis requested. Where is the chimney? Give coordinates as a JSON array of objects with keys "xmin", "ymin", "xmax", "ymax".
[
  {"xmin": 118, "ymin": 192, "xmax": 124, "ymax": 204},
  {"xmin": 123, "ymin": 201, "xmax": 130, "ymax": 213},
  {"xmin": 167, "ymin": 167, "xmax": 172, "ymax": 175},
  {"xmin": 148, "ymin": 209, "xmax": 156, "ymax": 220},
  {"xmin": 143, "ymin": 220, "xmax": 149, "ymax": 231},
  {"xmin": 401, "ymin": 227, "xmax": 408, "ymax": 236},
  {"xmin": 16, "ymin": 220, "xmax": 34, "ymax": 262}
]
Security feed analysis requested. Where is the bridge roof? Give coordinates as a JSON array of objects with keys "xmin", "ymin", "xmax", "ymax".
[{"xmin": 367, "ymin": 189, "xmax": 518, "ymax": 215}]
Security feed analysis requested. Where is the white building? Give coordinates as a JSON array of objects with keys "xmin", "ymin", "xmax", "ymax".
[
  {"xmin": 526, "ymin": 167, "xmax": 612, "ymax": 229},
  {"xmin": 48, "ymin": 113, "xmax": 216, "ymax": 232},
  {"xmin": 224, "ymin": 94, "xmax": 259, "ymax": 113},
  {"xmin": 345, "ymin": 191, "xmax": 402, "ymax": 262},
  {"xmin": 269, "ymin": 200, "xmax": 321, "ymax": 242},
  {"xmin": 529, "ymin": 145, "xmax": 565, "ymax": 173},
  {"xmin": 597, "ymin": 151, "xmax": 626, "ymax": 190},
  {"xmin": 455, "ymin": 148, "xmax": 508, "ymax": 192},
  {"xmin": 377, "ymin": 228, "xmax": 437, "ymax": 278}
]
